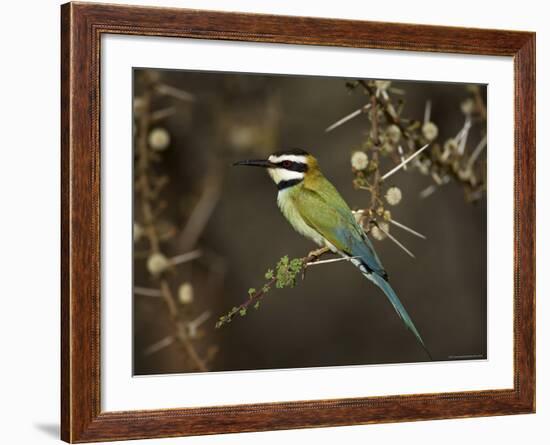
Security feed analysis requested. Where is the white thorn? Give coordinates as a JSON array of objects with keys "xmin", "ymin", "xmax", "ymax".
[
  {"xmin": 419, "ymin": 184, "xmax": 437, "ymax": 199},
  {"xmin": 306, "ymin": 256, "xmax": 361, "ymax": 267},
  {"xmin": 397, "ymin": 145, "xmax": 407, "ymax": 170},
  {"xmin": 155, "ymin": 84, "xmax": 195, "ymax": 102},
  {"xmin": 134, "ymin": 286, "xmax": 163, "ymax": 297},
  {"xmin": 467, "ymin": 135, "xmax": 487, "ymax": 168},
  {"xmin": 170, "ymin": 249, "xmax": 202, "ymax": 266},
  {"xmin": 455, "ymin": 117, "xmax": 472, "ymax": 155},
  {"xmin": 325, "ymin": 104, "xmax": 371, "ymax": 132},
  {"xmin": 143, "ymin": 336, "xmax": 174, "ymax": 356},
  {"xmin": 377, "ymin": 224, "xmax": 415, "ymax": 258},
  {"xmin": 381, "ymin": 144, "xmax": 430, "ymax": 181},
  {"xmin": 424, "ymin": 100, "xmax": 432, "ymax": 124},
  {"xmin": 458, "ymin": 121, "xmax": 471, "ymax": 155},
  {"xmin": 389, "ymin": 87, "xmax": 405, "ymax": 95},
  {"xmin": 190, "ymin": 311, "xmax": 211, "ymax": 328},
  {"xmin": 188, "ymin": 311, "xmax": 212, "ymax": 338},
  {"xmin": 390, "ymin": 219, "xmax": 427, "ymax": 240},
  {"xmin": 151, "ymin": 106, "xmax": 177, "ymax": 122}
]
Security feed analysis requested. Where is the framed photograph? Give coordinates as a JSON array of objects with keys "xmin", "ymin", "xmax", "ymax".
[{"xmin": 61, "ymin": 2, "xmax": 535, "ymax": 442}]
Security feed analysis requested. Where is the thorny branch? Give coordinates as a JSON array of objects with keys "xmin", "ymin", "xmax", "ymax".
[
  {"xmin": 218, "ymin": 78, "xmax": 487, "ymax": 327},
  {"xmin": 217, "ymin": 247, "xmax": 333, "ymax": 328},
  {"xmin": 134, "ymin": 74, "xmax": 211, "ymax": 372}
]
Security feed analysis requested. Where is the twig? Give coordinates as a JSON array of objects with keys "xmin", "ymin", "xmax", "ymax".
[
  {"xmin": 370, "ymin": 94, "xmax": 381, "ymax": 210},
  {"xmin": 175, "ymin": 317, "xmax": 208, "ymax": 371},
  {"xmin": 217, "ymin": 247, "xmax": 331, "ymax": 328},
  {"xmin": 358, "ymin": 79, "xmax": 408, "ymax": 137},
  {"xmin": 136, "ymin": 89, "xmax": 160, "ymax": 252}
]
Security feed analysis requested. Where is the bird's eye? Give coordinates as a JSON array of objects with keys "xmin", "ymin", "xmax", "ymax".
[{"xmin": 281, "ymin": 160, "xmax": 292, "ymax": 169}]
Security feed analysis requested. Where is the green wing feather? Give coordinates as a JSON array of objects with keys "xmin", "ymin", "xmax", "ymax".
[{"xmin": 294, "ymin": 176, "xmax": 386, "ymax": 277}]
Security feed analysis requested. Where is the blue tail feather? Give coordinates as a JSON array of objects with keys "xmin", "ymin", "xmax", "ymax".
[{"xmin": 352, "ymin": 258, "xmax": 432, "ymax": 360}]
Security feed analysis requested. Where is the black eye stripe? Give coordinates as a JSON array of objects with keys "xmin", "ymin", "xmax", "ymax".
[
  {"xmin": 277, "ymin": 178, "xmax": 303, "ymax": 190},
  {"xmin": 276, "ymin": 161, "xmax": 308, "ymax": 172}
]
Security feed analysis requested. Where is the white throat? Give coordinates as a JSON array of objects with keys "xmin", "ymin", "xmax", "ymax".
[{"xmin": 267, "ymin": 168, "xmax": 304, "ymax": 184}]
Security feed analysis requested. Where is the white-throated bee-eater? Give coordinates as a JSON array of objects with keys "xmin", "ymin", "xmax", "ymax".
[{"xmin": 234, "ymin": 148, "xmax": 431, "ymax": 359}]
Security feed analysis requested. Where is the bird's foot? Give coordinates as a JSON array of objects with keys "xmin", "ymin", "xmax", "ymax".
[
  {"xmin": 302, "ymin": 247, "xmax": 331, "ymax": 280},
  {"xmin": 306, "ymin": 246, "xmax": 330, "ymax": 262}
]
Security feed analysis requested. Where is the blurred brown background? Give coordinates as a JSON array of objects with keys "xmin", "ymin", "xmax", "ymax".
[{"xmin": 133, "ymin": 68, "xmax": 486, "ymax": 375}]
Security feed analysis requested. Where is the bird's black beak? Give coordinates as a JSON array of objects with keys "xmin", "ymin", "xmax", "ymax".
[{"xmin": 233, "ymin": 159, "xmax": 274, "ymax": 168}]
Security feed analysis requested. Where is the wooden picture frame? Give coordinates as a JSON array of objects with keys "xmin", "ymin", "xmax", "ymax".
[{"xmin": 61, "ymin": 2, "xmax": 535, "ymax": 442}]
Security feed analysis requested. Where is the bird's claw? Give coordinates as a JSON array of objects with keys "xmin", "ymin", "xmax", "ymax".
[
  {"xmin": 307, "ymin": 247, "xmax": 329, "ymax": 262},
  {"xmin": 307, "ymin": 250, "xmax": 321, "ymax": 262}
]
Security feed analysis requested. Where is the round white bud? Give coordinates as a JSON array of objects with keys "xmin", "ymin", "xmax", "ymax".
[
  {"xmin": 178, "ymin": 282, "xmax": 194, "ymax": 305},
  {"xmin": 422, "ymin": 121, "xmax": 439, "ymax": 142},
  {"xmin": 386, "ymin": 124, "xmax": 402, "ymax": 144},
  {"xmin": 351, "ymin": 151, "xmax": 369, "ymax": 170},
  {"xmin": 461, "ymin": 98, "xmax": 475, "ymax": 115},
  {"xmin": 148, "ymin": 127, "xmax": 171, "ymax": 151},
  {"xmin": 147, "ymin": 252, "xmax": 170, "ymax": 276},
  {"xmin": 133, "ymin": 222, "xmax": 144, "ymax": 242},
  {"xmin": 385, "ymin": 187, "xmax": 402, "ymax": 206}
]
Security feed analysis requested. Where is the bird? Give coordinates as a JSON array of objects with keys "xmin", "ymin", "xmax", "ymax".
[{"xmin": 234, "ymin": 148, "xmax": 431, "ymax": 359}]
